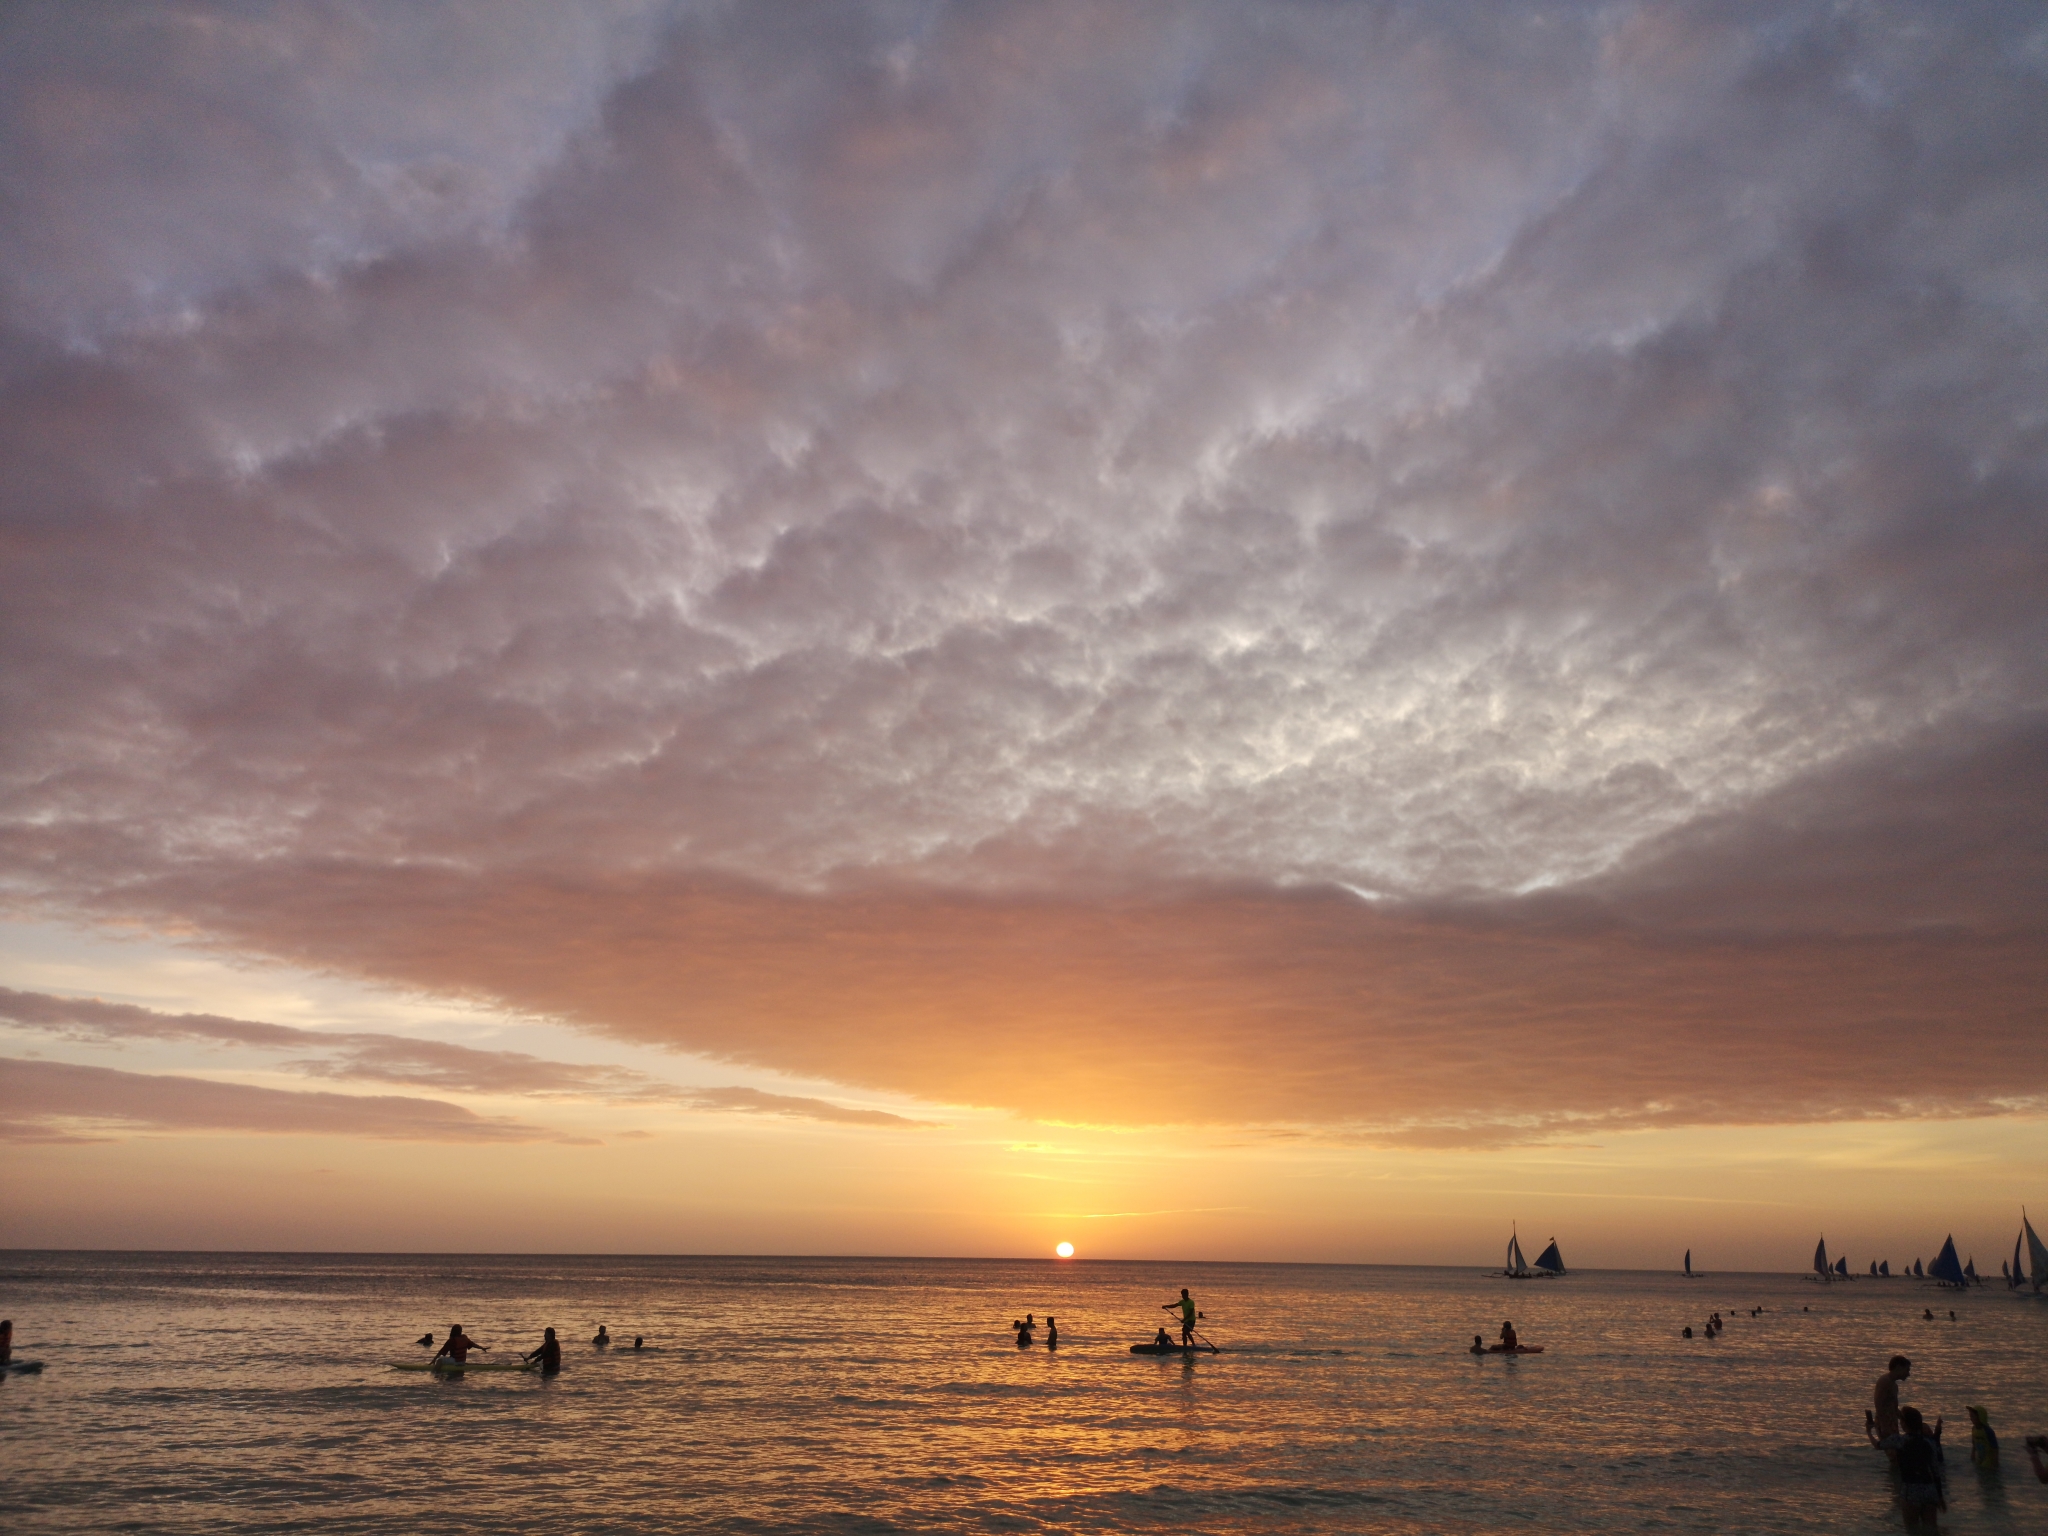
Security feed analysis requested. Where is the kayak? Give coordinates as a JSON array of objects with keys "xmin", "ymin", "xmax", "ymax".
[
  {"xmin": 390, "ymin": 1359, "xmax": 539, "ymax": 1373},
  {"xmin": 1130, "ymin": 1343, "xmax": 1220, "ymax": 1355}
]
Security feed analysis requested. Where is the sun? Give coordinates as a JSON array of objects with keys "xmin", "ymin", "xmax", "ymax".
[{"xmin": 1055, "ymin": 1241, "xmax": 1075, "ymax": 1259}]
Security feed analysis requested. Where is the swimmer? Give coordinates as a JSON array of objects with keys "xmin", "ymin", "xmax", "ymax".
[
  {"xmin": 1923, "ymin": 1309, "xmax": 1934, "ymax": 1321},
  {"xmin": 1046, "ymin": 1316, "xmax": 1058, "ymax": 1350},
  {"xmin": 416, "ymin": 1332, "xmax": 434, "ymax": 1348},
  {"xmin": 1471, "ymin": 1335, "xmax": 1486, "ymax": 1354},
  {"xmin": 593, "ymin": 1324, "xmax": 611, "ymax": 1347},
  {"xmin": 524, "ymin": 1327, "xmax": 561, "ymax": 1373},
  {"xmin": 632, "ymin": 1336, "xmax": 644, "ymax": 1350},
  {"xmin": 1682, "ymin": 1326, "xmax": 1693, "ymax": 1339}
]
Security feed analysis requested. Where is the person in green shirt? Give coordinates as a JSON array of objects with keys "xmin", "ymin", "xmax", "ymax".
[{"xmin": 1162, "ymin": 1289, "xmax": 1198, "ymax": 1347}]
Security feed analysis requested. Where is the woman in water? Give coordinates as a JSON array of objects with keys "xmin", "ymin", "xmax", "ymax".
[
  {"xmin": 1498, "ymin": 1320, "xmax": 1519, "ymax": 1351},
  {"xmin": 433, "ymin": 1324, "xmax": 486, "ymax": 1365}
]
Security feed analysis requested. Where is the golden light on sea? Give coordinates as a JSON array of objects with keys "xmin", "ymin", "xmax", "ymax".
[{"xmin": 1055, "ymin": 1241, "xmax": 1074, "ymax": 1258}]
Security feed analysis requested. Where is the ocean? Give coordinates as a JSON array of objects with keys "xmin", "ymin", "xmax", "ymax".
[{"xmin": 2, "ymin": 1252, "xmax": 2044, "ymax": 1533}]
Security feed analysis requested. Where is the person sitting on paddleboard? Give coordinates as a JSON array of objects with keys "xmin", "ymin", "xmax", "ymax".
[
  {"xmin": 434, "ymin": 1324, "xmax": 486, "ymax": 1365},
  {"xmin": 594, "ymin": 1324, "xmax": 610, "ymax": 1346},
  {"xmin": 525, "ymin": 1327, "xmax": 562, "ymax": 1373},
  {"xmin": 1163, "ymin": 1289, "xmax": 1197, "ymax": 1347},
  {"xmin": 1153, "ymin": 1327, "xmax": 1175, "ymax": 1350},
  {"xmin": 1498, "ymin": 1320, "xmax": 1518, "ymax": 1351}
]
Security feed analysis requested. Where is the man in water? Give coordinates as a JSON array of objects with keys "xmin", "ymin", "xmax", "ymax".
[
  {"xmin": 1498, "ymin": 1320, "xmax": 1519, "ymax": 1351},
  {"xmin": 416, "ymin": 1331, "xmax": 434, "ymax": 1347},
  {"xmin": 524, "ymin": 1327, "xmax": 561, "ymax": 1373},
  {"xmin": 1163, "ymin": 1289, "xmax": 1197, "ymax": 1347},
  {"xmin": 433, "ymin": 1324, "xmax": 486, "ymax": 1366},
  {"xmin": 0, "ymin": 1318, "xmax": 11, "ymax": 1365},
  {"xmin": 1867, "ymin": 1356, "xmax": 1911, "ymax": 1445},
  {"xmin": 594, "ymin": 1324, "xmax": 611, "ymax": 1346},
  {"xmin": 1045, "ymin": 1316, "xmax": 1058, "ymax": 1350}
]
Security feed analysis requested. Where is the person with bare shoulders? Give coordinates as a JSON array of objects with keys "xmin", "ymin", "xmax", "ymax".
[
  {"xmin": 1498, "ymin": 1320, "xmax": 1519, "ymax": 1351},
  {"xmin": 433, "ymin": 1323, "xmax": 487, "ymax": 1366},
  {"xmin": 2026, "ymin": 1434, "xmax": 2048, "ymax": 1484},
  {"xmin": 1867, "ymin": 1356, "xmax": 1910, "ymax": 1446}
]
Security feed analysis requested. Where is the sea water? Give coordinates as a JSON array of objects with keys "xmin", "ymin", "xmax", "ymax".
[{"xmin": 2, "ymin": 1253, "xmax": 2045, "ymax": 1533}]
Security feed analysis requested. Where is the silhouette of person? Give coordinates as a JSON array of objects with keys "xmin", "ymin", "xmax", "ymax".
[
  {"xmin": 525, "ymin": 1327, "xmax": 561, "ymax": 1373},
  {"xmin": 416, "ymin": 1331, "xmax": 434, "ymax": 1348},
  {"xmin": 1163, "ymin": 1290, "xmax": 1197, "ymax": 1347},
  {"xmin": 1682, "ymin": 1326, "xmax": 1693, "ymax": 1339},
  {"xmin": 1879, "ymin": 1406, "xmax": 1946, "ymax": 1534},
  {"xmin": 1498, "ymin": 1320, "xmax": 1518, "ymax": 1350},
  {"xmin": 433, "ymin": 1324, "xmax": 485, "ymax": 1365},
  {"xmin": 594, "ymin": 1324, "xmax": 611, "ymax": 1346},
  {"xmin": 1045, "ymin": 1316, "xmax": 1058, "ymax": 1350},
  {"xmin": 1471, "ymin": 1334, "xmax": 1486, "ymax": 1353},
  {"xmin": 1867, "ymin": 1356, "xmax": 1911, "ymax": 1445}
]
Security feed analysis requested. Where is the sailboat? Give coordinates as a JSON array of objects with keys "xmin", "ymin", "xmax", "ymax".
[
  {"xmin": 1834, "ymin": 1255, "xmax": 1851, "ymax": 1279},
  {"xmin": 2011, "ymin": 1229, "xmax": 2026, "ymax": 1289},
  {"xmin": 1504, "ymin": 1227, "xmax": 1532, "ymax": 1279},
  {"xmin": 1964, "ymin": 1256, "xmax": 1979, "ymax": 1286},
  {"xmin": 1914, "ymin": 1258, "xmax": 1924, "ymax": 1277},
  {"xmin": 1533, "ymin": 1239, "xmax": 1567, "ymax": 1277},
  {"xmin": 2025, "ymin": 1209, "xmax": 2048, "ymax": 1295},
  {"xmin": 1869, "ymin": 1260, "xmax": 1879, "ymax": 1277},
  {"xmin": 1929, "ymin": 1235, "xmax": 1967, "ymax": 1289},
  {"xmin": 1813, "ymin": 1236, "xmax": 1832, "ymax": 1283},
  {"xmin": 1879, "ymin": 1260, "xmax": 1891, "ymax": 1278},
  {"xmin": 1682, "ymin": 1249, "xmax": 1703, "ymax": 1279}
]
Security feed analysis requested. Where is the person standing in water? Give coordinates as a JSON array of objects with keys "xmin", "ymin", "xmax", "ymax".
[
  {"xmin": 1045, "ymin": 1316, "xmax": 1059, "ymax": 1350},
  {"xmin": 433, "ymin": 1324, "xmax": 486, "ymax": 1365},
  {"xmin": 1867, "ymin": 1356, "xmax": 1911, "ymax": 1445},
  {"xmin": 1880, "ymin": 1406, "xmax": 1946, "ymax": 1534},
  {"xmin": 1163, "ymin": 1290, "xmax": 1197, "ymax": 1347},
  {"xmin": 593, "ymin": 1325, "xmax": 611, "ymax": 1346},
  {"xmin": 524, "ymin": 1328, "xmax": 562, "ymax": 1373},
  {"xmin": 0, "ymin": 1319, "xmax": 11, "ymax": 1365}
]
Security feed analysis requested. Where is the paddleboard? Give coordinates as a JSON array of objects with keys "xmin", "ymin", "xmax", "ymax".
[
  {"xmin": 3, "ymin": 1360, "xmax": 46, "ymax": 1374},
  {"xmin": 1129, "ymin": 1343, "xmax": 1220, "ymax": 1355},
  {"xmin": 1483, "ymin": 1344, "xmax": 1544, "ymax": 1354},
  {"xmin": 390, "ymin": 1359, "xmax": 539, "ymax": 1373}
]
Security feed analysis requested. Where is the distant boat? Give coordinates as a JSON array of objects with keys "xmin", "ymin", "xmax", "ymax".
[
  {"xmin": 1879, "ymin": 1260, "xmax": 1891, "ymax": 1278},
  {"xmin": 1504, "ymin": 1227, "xmax": 1532, "ymax": 1279},
  {"xmin": 2025, "ymin": 1210, "xmax": 2048, "ymax": 1295},
  {"xmin": 1964, "ymin": 1256, "xmax": 1979, "ymax": 1285},
  {"xmin": 1813, "ymin": 1236, "xmax": 1833, "ymax": 1282},
  {"xmin": 1929, "ymin": 1235, "xmax": 1967, "ymax": 1289},
  {"xmin": 1683, "ymin": 1249, "xmax": 1703, "ymax": 1278},
  {"xmin": 1533, "ymin": 1239, "xmax": 1567, "ymax": 1277},
  {"xmin": 1869, "ymin": 1260, "xmax": 1878, "ymax": 1277},
  {"xmin": 1834, "ymin": 1255, "xmax": 1851, "ymax": 1279},
  {"xmin": 1914, "ymin": 1258, "xmax": 1924, "ymax": 1277}
]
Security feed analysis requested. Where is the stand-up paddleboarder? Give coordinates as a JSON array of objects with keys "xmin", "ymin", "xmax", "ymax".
[{"xmin": 1162, "ymin": 1289, "xmax": 1197, "ymax": 1347}]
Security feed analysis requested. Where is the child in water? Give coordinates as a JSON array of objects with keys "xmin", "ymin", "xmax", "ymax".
[{"xmin": 1879, "ymin": 1406, "xmax": 1945, "ymax": 1534}]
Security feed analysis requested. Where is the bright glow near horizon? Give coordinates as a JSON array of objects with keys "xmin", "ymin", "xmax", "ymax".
[
  {"xmin": 1056, "ymin": 1242, "xmax": 1075, "ymax": 1259},
  {"xmin": 0, "ymin": 3, "xmax": 2043, "ymax": 1261}
]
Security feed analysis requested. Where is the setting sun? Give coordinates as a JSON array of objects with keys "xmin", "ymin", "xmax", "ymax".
[{"xmin": 1055, "ymin": 1241, "xmax": 1074, "ymax": 1259}]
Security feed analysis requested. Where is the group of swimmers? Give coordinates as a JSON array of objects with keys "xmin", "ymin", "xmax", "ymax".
[
  {"xmin": 1011, "ymin": 1313, "xmax": 1059, "ymax": 1348},
  {"xmin": 414, "ymin": 1322, "xmax": 648, "ymax": 1373}
]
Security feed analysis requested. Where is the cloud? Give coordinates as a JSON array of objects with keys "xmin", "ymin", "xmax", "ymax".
[
  {"xmin": 0, "ymin": 1056, "xmax": 587, "ymax": 1144},
  {"xmin": 0, "ymin": 986, "xmax": 934, "ymax": 1128},
  {"xmin": 2, "ymin": 4, "xmax": 2045, "ymax": 1142}
]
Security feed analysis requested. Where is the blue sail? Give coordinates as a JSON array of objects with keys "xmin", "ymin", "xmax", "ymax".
[
  {"xmin": 1834, "ymin": 1255, "xmax": 1849, "ymax": 1277},
  {"xmin": 1930, "ymin": 1235, "xmax": 1966, "ymax": 1288},
  {"xmin": 1880, "ymin": 1260, "xmax": 1890, "ymax": 1278},
  {"xmin": 1533, "ymin": 1239, "xmax": 1566, "ymax": 1275}
]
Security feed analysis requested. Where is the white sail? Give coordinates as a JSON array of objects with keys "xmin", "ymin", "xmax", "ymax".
[
  {"xmin": 1505, "ymin": 1231, "xmax": 1529, "ymax": 1276},
  {"xmin": 1813, "ymin": 1236, "xmax": 1830, "ymax": 1280},
  {"xmin": 2026, "ymin": 1210, "xmax": 2048, "ymax": 1294},
  {"xmin": 1683, "ymin": 1249, "xmax": 1692, "ymax": 1277}
]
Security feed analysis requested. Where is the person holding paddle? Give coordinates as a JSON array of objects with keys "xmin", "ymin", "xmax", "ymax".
[{"xmin": 1163, "ymin": 1289, "xmax": 1198, "ymax": 1347}]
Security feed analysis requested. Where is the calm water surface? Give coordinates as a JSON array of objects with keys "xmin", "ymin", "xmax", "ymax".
[{"xmin": 3, "ymin": 1253, "xmax": 2045, "ymax": 1533}]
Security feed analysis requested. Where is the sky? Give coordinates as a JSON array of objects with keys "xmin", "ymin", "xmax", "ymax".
[{"xmin": 1, "ymin": 0, "xmax": 2043, "ymax": 1267}]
